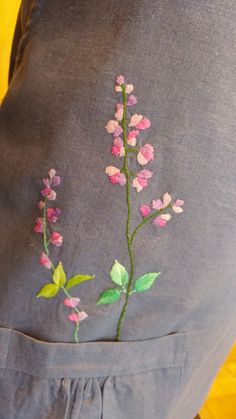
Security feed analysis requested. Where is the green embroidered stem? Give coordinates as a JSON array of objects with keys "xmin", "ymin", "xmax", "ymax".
[
  {"xmin": 115, "ymin": 86, "xmax": 135, "ymax": 341},
  {"xmin": 42, "ymin": 201, "xmax": 79, "ymax": 342},
  {"xmin": 43, "ymin": 198, "xmax": 49, "ymax": 256},
  {"xmin": 130, "ymin": 204, "xmax": 172, "ymax": 244},
  {"xmin": 62, "ymin": 286, "xmax": 80, "ymax": 343}
]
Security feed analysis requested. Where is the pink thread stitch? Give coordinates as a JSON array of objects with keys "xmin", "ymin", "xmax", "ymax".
[
  {"xmin": 34, "ymin": 169, "xmax": 95, "ymax": 343},
  {"xmin": 97, "ymin": 75, "xmax": 185, "ymax": 341}
]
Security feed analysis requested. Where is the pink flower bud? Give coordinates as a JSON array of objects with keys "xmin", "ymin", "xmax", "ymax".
[
  {"xmin": 68, "ymin": 311, "xmax": 88, "ymax": 322},
  {"xmin": 116, "ymin": 75, "xmax": 125, "ymax": 85},
  {"xmin": 132, "ymin": 170, "xmax": 153, "ymax": 192},
  {"xmin": 47, "ymin": 207, "xmax": 61, "ymax": 223},
  {"xmin": 127, "ymin": 95, "xmax": 137, "ymax": 106},
  {"xmin": 111, "ymin": 138, "xmax": 125, "ymax": 157},
  {"xmin": 34, "ymin": 217, "xmax": 44, "ymax": 233},
  {"xmin": 50, "ymin": 232, "xmax": 63, "ymax": 247},
  {"xmin": 64, "ymin": 297, "xmax": 81, "ymax": 308},
  {"xmin": 105, "ymin": 166, "xmax": 126, "ymax": 186},
  {"xmin": 39, "ymin": 252, "xmax": 52, "ymax": 269},
  {"xmin": 137, "ymin": 144, "xmax": 154, "ymax": 165},
  {"xmin": 139, "ymin": 205, "xmax": 151, "ymax": 217},
  {"xmin": 41, "ymin": 187, "xmax": 56, "ymax": 200}
]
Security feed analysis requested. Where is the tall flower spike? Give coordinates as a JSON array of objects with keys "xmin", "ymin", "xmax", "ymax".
[
  {"xmin": 34, "ymin": 169, "xmax": 95, "ymax": 343},
  {"xmin": 99, "ymin": 75, "xmax": 185, "ymax": 342}
]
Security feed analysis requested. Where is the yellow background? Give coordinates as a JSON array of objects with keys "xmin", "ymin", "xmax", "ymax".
[{"xmin": 0, "ymin": 1, "xmax": 235, "ymax": 417}]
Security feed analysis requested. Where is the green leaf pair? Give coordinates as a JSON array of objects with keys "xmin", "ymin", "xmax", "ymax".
[
  {"xmin": 36, "ymin": 262, "xmax": 95, "ymax": 298},
  {"xmin": 96, "ymin": 260, "xmax": 160, "ymax": 305}
]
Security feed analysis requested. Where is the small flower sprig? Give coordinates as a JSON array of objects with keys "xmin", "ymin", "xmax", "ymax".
[
  {"xmin": 96, "ymin": 76, "xmax": 184, "ymax": 341},
  {"xmin": 34, "ymin": 169, "xmax": 95, "ymax": 343}
]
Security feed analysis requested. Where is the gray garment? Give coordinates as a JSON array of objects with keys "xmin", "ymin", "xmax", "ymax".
[{"xmin": 0, "ymin": 0, "xmax": 236, "ymax": 418}]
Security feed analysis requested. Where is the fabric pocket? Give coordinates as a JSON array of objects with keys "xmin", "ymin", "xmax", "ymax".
[{"xmin": 0, "ymin": 326, "xmax": 187, "ymax": 419}]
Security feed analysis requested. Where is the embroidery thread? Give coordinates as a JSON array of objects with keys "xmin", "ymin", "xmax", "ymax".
[
  {"xmin": 34, "ymin": 169, "xmax": 95, "ymax": 343},
  {"xmin": 96, "ymin": 75, "xmax": 184, "ymax": 341}
]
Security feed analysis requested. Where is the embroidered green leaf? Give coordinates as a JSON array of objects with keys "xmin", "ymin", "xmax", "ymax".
[
  {"xmin": 53, "ymin": 262, "xmax": 67, "ymax": 287},
  {"xmin": 134, "ymin": 272, "xmax": 161, "ymax": 293},
  {"xmin": 110, "ymin": 260, "xmax": 129, "ymax": 286},
  {"xmin": 96, "ymin": 288, "xmax": 121, "ymax": 304},
  {"xmin": 36, "ymin": 283, "xmax": 59, "ymax": 298},
  {"xmin": 66, "ymin": 274, "xmax": 95, "ymax": 290}
]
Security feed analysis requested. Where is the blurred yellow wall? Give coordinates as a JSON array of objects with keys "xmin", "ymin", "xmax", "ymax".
[
  {"xmin": 0, "ymin": 0, "xmax": 21, "ymax": 101},
  {"xmin": 0, "ymin": 2, "xmax": 236, "ymax": 418}
]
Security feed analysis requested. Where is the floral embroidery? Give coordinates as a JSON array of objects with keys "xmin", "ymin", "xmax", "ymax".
[
  {"xmin": 34, "ymin": 169, "xmax": 95, "ymax": 343},
  {"xmin": 97, "ymin": 76, "xmax": 185, "ymax": 341}
]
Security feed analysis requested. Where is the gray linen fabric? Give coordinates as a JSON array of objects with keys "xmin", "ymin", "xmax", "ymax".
[{"xmin": 0, "ymin": 0, "xmax": 236, "ymax": 418}]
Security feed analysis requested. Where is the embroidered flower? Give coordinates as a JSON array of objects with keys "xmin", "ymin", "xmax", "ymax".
[
  {"xmin": 47, "ymin": 207, "xmax": 61, "ymax": 223},
  {"xmin": 172, "ymin": 199, "xmax": 184, "ymax": 213},
  {"xmin": 137, "ymin": 144, "xmax": 154, "ymax": 165},
  {"xmin": 129, "ymin": 114, "xmax": 151, "ymax": 130},
  {"xmin": 129, "ymin": 114, "xmax": 143, "ymax": 127},
  {"xmin": 39, "ymin": 252, "xmax": 52, "ymax": 269},
  {"xmin": 153, "ymin": 213, "xmax": 172, "ymax": 227},
  {"xmin": 105, "ymin": 120, "xmax": 119, "ymax": 134},
  {"xmin": 68, "ymin": 311, "xmax": 88, "ymax": 322},
  {"xmin": 34, "ymin": 217, "xmax": 44, "ymax": 233},
  {"xmin": 116, "ymin": 75, "xmax": 125, "ymax": 85},
  {"xmin": 64, "ymin": 297, "xmax": 81, "ymax": 308},
  {"xmin": 127, "ymin": 95, "xmax": 137, "ymax": 106},
  {"xmin": 41, "ymin": 187, "xmax": 56, "ymax": 201},
  {"xmin": 105, "ymin": 166, "xmax": 126, "ymax": 186},
  {"xmin": 115, "ymin": 103, "xmax": 124, "ymax": 121},
  {"xmin": 125, "ymin": 84, "xmax": 134, "ymax": 94},
  {"xmin": 127, "ymin": 129, "xmax": 140, "ymax": 146},
  {"xmin": 132, "ymin": 169, "xmax": 153, "ymax": 192},
  {"xmin": 135, "ymin": 117, "xmax": 151, "ymax": 130},
  {"xmin": 139, "ymin": 205, "xmax": 151, "ymax": 217},
  {"xmin": 50, "ymin": 232, "xmax": 63, "ymax": 247},
  {"xmin": 111, "ymin": 137, "xmax": 125, "ymax": 157},
  {"xmin": 152, "ymin": 192, "xmax": 172, "ymax": 210}
]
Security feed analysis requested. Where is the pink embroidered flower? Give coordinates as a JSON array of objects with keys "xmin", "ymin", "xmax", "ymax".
[
  {"xmin": 116, "ymin": 75, "xmax": 125, "ymax": 85},
  {"xmin": 127, "ymin": 129, "xmax": 140, "ymax": 146},
  {"xmin": 152, "ymin": 192, "xmax": 172, "ymax": 210},
  {"xmin": 47, "ymin": 207, "xmax": 61, "ymax": 223},
  {"xmin": 105, "ymin": 120, "xmax": 119, "ymax": 134},
  {"xmin": 137, "ymin": 144, "xmax": 154, "ymax": 165},
  {"xmin": 172, "ymin": 199, "xmax": 184, "ymax": 213},
  {"xmin": 127, "ymin": 95, "xmax": 137, "ymax": 106},
  {"xmin": 105, "ymin": 166, "xmax": 126, "ymax": 186},
  {"xmin": 34, "ymin": 217, "xmax": 44, "ymax": 233},
  {"xmin": 139, "ymin": 205, "xmax": 151, "ymax": 217},
  {"xmin": 64, "ymin": 297, "xmax": 81, "ymax": 308},
  {"xmin": 153, "ymin": 213, "xmax": 172, "ymax": 227},
  {"xmin": 125, "ymin": 84, "xmax": 134, "ymax": 94},
  {"xmin": 51, "ymin": 176, "xmax": 61, "ymax": 186},
  {"xmin": 111, "ymin": 138, "xmax": 125, "ymax": 157},
  {"xmin": 50, "ymin": 232, "xmax": 63, "ymax": 247},
  {"xmin": 48, "ymin": 168, "xmax": 61, "ymax": 186},
  {"xmin": 43, "ymin": 178, "xmax": 50, "ymax": 187},
  {"xmin": 132, "ymin": 169, "xmax": 153, "ymax": 192},
  {"xmin": 68, "ymin": 311, "xmax": 88, "ymax": 322},
  {"xmin": 41, "ymin": 187, "xmax": 56, "ymax": 201},
  {"xmin": 129, "ymin": 114, "xmax": 143, "ymax": 127},
  {"xmin": 115, "ymin": 103, "xmax": 124, "ymax": 121},
  {"xmin": 129, "ymin": 114, "xmax": 151, "ymax": 130},
  {"xmin": 135, "ymin": 117, "xmax": 151, "ymax": 130},
  {"xmin": 39, "ymin": 251, "xmax": 52, "ymax": 269},
  {"xmin": 48, "ymin": 169, "xmax": 56, "ymax": 179}
]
